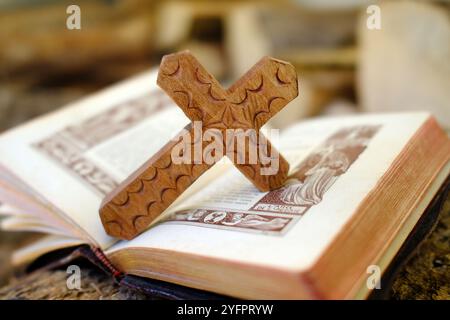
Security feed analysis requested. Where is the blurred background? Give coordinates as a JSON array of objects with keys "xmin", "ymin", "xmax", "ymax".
[
  {"xmin": 1, "ymin": 0, "xmax": 449, "ymax": 132},
  {"xmin": 0, "ymin": 0, "xmax": 449, "ymax": 297}
]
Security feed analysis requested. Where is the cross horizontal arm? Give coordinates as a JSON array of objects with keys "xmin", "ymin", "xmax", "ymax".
[
  {"xmin": 157, "ymin": 51, "xmax": 228, "ymax": 124},
  {"xmin": 227, "ymin": 130, "xmax": 290, "ymax": 192}
]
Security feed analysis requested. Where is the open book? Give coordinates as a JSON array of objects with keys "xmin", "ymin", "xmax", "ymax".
[{"xmin": 0, "ymin": 70, "xmax": 449, "ymax": 299}]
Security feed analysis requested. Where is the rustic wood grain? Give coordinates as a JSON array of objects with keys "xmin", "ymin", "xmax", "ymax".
[{"xmin": 100, "ymin": 51, "xmax": 298, "ymax": 240}]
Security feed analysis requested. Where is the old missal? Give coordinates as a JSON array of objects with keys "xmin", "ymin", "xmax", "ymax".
[{"xmin": 0, "ymin": 70, "xmax": 448, "ymax": 299}]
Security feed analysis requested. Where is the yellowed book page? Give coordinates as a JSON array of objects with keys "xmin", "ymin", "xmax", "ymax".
[
  {"xmin": 0, "ymin": 69, "xmax": 192, "ymax": 248},
  {"xmin": 0, "ymin": 203, "xmax": 26, "ymax": 216},
  {"xmin": 1, "ymin": 215, "xmax": 71, "ymax": 236},
  {"xmin": 108, "ymin": 112, "xmax": 432, "ymax": 271},
  {"xmin": 12, "ymin": 235, "xmax": 85, "ymax": 266}
]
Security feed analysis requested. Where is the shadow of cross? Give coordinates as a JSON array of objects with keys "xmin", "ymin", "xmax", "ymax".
[{"xmin": 100, "ymin": 51, "xmax": 299, "ymax": 240}]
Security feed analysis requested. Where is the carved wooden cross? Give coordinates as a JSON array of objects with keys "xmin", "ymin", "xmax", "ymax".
[{"xmin": 100, "ymin": 51, "xmax": 298, "ymax": 240}]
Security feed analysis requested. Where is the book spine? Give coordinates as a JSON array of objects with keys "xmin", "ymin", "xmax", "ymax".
[{"xmin": 90, "ymin": 246, "xmax": 123, "ymax": 279}]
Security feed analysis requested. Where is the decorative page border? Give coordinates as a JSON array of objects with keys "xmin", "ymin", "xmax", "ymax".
[
  {"xmin": 167, "ymin": 125, "xmax": 381, "ymax": 234},
  {"xmin": 33, "ymin": 90, "xmax": 171, "ymax": 195}
]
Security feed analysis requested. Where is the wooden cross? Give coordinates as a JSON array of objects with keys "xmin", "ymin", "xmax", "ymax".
[{"xmin": 100, "ymin": 51, "xmax": 298, "ymax": 240}]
